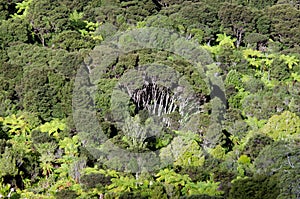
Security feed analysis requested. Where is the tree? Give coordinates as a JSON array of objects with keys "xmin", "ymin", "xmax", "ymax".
[
  {"xmin": 229, "ymin": 174, "xmax": 279, "ymax": 199},
  {"xmin": 26, "ymin": 0, "xmax": 71, "ymax": 46},
  {"xmin": 218, "ymin": 2, "xmax": 255, "ymax": 48},
  {"xmin": 260, "ymin": 111, "xmax": 300, "ymax": 141},
  {"xmin": 5, "ymin": 43, "xmax": 82, "ymax": 121},
  {"xmin": 176, "ymin": 2, "xmax": 220, "ymax": 43},
  {"xmin": 265, "ymin": 4, "xmax": 300, "ymax": 48},
  {"xmin": 279, "ymin": 54, "xmax": 299, "ymax": 69},
  {"xmin": 182, "ymin": 180, "xmax": 223, "ymax": 196},
  {"xmin": 0, "ymin": 0, "xmax": 23, "ymax": 20},
  {"xmin": 234, "ymin": 0, "xmax": 278, "ymax": 9},
  {"xmin": 0, "ymin": 57, "xmax": 23, "ymax": 116},
  {"xmin": 244, "ymin": 33, "xmax": 268, "ymax": 50},
  {"xmin": 241, "ymin": 89, "xmax": 289, "ymax": 120},
  {"xmin": 216, "ymin": 33, "xmax": 236, "ymax": 48},
  {"xmin": 11, "ymin": 0, "xmax": 32, "ymax": 19},
  {"xmin": 253, "ymin": 141, "xmax": 300, "ymax": 198},
  {"xmin": 204, "ymin": 33, "xmax": 238, "ymax": 69},
  {"xmin": 35, "ymin": 142, "xmax": 57, "ymax": 177},
  {"xmin": 0, "ymin": 114, "xmax": 39, "ymax": 189},
  {"xmin": 0, "ymin": 17, "xmax": 30, "ymax": 49},
  {"xmin": 50, "ymin": 30, "xmax": 95, "ymax": 51}
]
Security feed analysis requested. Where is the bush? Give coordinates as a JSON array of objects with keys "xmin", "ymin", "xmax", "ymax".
[{"xmin": 229, "ymin": 174, "xmax": 279, "ymax": 199}]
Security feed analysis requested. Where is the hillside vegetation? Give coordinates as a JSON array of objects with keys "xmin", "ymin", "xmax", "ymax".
[{"xmin": 0, "ymin": 0, "xmax": 299, "ymax": 198}]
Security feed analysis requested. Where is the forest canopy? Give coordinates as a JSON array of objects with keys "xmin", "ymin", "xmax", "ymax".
[{"xmin": 0, "ymin": 0, "xmax": 299, "ymax": 198}]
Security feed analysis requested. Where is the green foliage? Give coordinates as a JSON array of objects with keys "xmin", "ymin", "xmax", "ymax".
[
  {"xmin": 95, "ymin": 78, "xmax": 118, "ymax": 118},
  {"xmin": 261, "ymin": 111, "xmax": 300, "ymax": 141},
  {"xmin": 55, "ymin": 189, "xmax": 78, "ymax": 199},
  {"xmin": 182, "ymin": 180, "xmax": 223, "ymax": 196},
  {"xmin": 0, "ymin": 114, "xmax": 39, "ymax": 190},
  {"xmin": 253, "ymin": 141, "xmax": 300, "ymax": 198},
  {"xmin": 218, "ymin": 2, "xmax": 255, "ymax": 47},
  {"xmin": 4, "ymin": 43, "xmax": 81, "ymax": 121},
  {"xmin": 26, "ymin": 0, "xmax": 71, "ymax": 46},
  {"xmin": 58, "ymin": 135, "xmax": 80, "ymax": 157},
  {"xmin": 242, "ymin": 49, "xmax": 276, "ymax": 71},
  {"xmin": 11, "ymin": 0, "xmax": 32, "ymax": 19},
  {"xmin": 244, "ymin": 116, "xmax": 267, "ymax": 130},
  {"xmin": 0, "ymin": 179, "xmax": 12, "ymax": 198},
  {"xmin": 216, "ymin": 33, "xmax": 236, "ymax": 48},
  {"xmin": 228, "ymin": 88, "xmax": 250, "ymax": 109},
  {"xmin": 69, "ymin": 10, "xmax": 103, "ymax": 42},
  {"xmin": 237, "ymin": 155, "xmax": 251, "ymax": 164},
  {"xmin": 81, "ymin": 173, "xmax": 111, "ymax": 189},
  {"xmin": 1, "ymin": 114, "xmax": 30, "ymax": 136},
  {"xmin": 35, "ymin": 142, "xmax": 57, "ymax": 177},
  {"xmin": 0, "ymin": 17, "xmax": 30, "ymax": 49},
  {"xmin": 69, "ymin": 10, "xmax": 85, "ymax": 29},
  {"xmin": 243, "ymin": 134, "xmax": 273, "ymax": 160},
  {"xmin": 229, "ymin": 174, "xmax": 279, "ymax": 199},
  {"xmin": 254, "ymin": 141, "xmax": 299, "ymax": 174},
  {"xmin": 50, "ymin": 30, "xmax": 95, "ymax": 51},
  {"xmin": 204, "ymin": 33, "xmax": 236, "ymax": 56},
  {"xmin": 241, "ymin": 75, "xmax": 264, "ymax": 93},
  {"xmin": 209, "ymin": 145, "xmax": 226, "ymax": 161},
  {"xmin": 0, "ymin": 149, "xmax": 19, "ymax": 177},
  {"xmin": 279, "ymin": 54, "xmax": 299, "ymax": 69},
  {"xmin": 241, "ymin": 89, "xmax": 288, "ymax": 120},
  {"xmin": 265, "ymin": 4, "xmax": 300, "ymax": 48},
  {"xmin": 225, "ymin": 70, "xmax": 242, "ymax": 89},
  {"xmin": 156, "ymin": 168, "xmax": 191, "ymax": 186},
  {"xmin": 244, "ymin": 33, "xmax": 268, "ymax": 50},
  {"xmin": 174, "ymin": 140, "xmax": 205, "ymax": 167},
  {"xmin": 106, "ymin": 176, "xmax": 137, "ymax": 193},
  {"xmin": 0, "ymin": 0, "xmax": 299, "ymax": 198},
  {"xmin": 37, "ymin": 118, "xmax": 66, "ymax": 139},
  {"xmin": 160, "ymin": 133, "xmax": 204, "ymax": 168},
  {"xmin": 291, "ymin": 72, "xmax": 300, "ymax": 82},
  {"xmin": 120, "ymin": 115, "xmax": 150, "ymax": 151}
]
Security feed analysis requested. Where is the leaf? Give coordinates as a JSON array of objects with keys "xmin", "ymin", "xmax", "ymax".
[
  {"xmin": 58, "ymin": 136, "xmax": 80, "ymax": 156},
  {"xmin": 38, "ymin": 119, "xmax": 66, "ymax": 138},
  {"xmin": 69, "ymin": 10, "xmax": 84, "ymax": 22},
  {"xmin": 244, "ymin": 116, "xmax": 267, "ymax": 130},
  {"xmin": 79, "ymin": 29, "xmax": 89, "ymax": 36},
  {"xmin": 107, "ymin": 176, "xmax": 137, "ymax": 193},
  {"xmin": 263, "ymin": 58, "xmax": 273, "ymax": 68},
  {"xmin": 279, "ymin": 54, "xmax": 299, "ymax": 69},
  {"xmin": 216, "ymin": 33, "xmax": 236, "ymax": 48},
  {"xmin": 238, "ymin": 155, "xmax": 251, "ymax": 164},
  {"xmin": 243, "ymin": 49, "xmax": 262, "ymax": 57},
  {"xmin": 11, "ymin": 0, "xmax": 32, "ymax": 19},
  {"xmin": 203, "ymin": 45, "xmax": 222, "ymax": 55},
  {"xmin": 2, "ymin": 114, "xmax": 30, "ymax": 135},
  {"xmin": 182, "ymin": 180, "xmax": 223, "ymax": 196},
  {"xmin": 156, "ymin": 168, "xmax": 191, "ymax": 186},
  {"xmin": 209, "ymin": 145, "xmax": 226, "ymax": 160},
  {"xmin": 291, "ymin": 72, "xmax": 300, "ymax": 82},
  {"xmin": 260, "ymin": 111, "xmax": 300, "ymax": 141}
]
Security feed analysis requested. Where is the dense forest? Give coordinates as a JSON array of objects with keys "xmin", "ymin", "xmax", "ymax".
[{"xmin": 0, "ymin": 0, "xmax": 299, "ymax": 198}]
